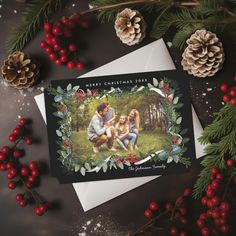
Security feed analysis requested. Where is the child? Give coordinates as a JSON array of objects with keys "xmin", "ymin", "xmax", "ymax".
[
  {"xmin": 128, "ymin": 109, "xmax": 140, "ymax": 150},
  {"xmin": 103, "ymin": 103, "xmax": 116, "ymax": 138}
]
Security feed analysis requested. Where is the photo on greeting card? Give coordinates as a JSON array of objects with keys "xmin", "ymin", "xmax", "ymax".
[{"xmin": 44, "ymin": 70, "xmax": 196, "ymax": 183}]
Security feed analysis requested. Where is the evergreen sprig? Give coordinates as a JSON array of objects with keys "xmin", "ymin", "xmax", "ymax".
[
  {"xmin": 7, "ymin": 0, "xmax": 66, "ymax": 53},
  {"xmin": 193, "ymin": 104, "xmax": 236, "ymax": 199}
]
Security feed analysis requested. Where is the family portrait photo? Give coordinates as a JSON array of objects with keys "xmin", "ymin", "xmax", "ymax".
[{"xmin": 71, "ymin": 88, "xmax": 170, "ymax": 161}]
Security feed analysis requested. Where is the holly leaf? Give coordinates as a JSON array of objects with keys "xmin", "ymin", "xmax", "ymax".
[
  {"xmin": 80, "ymin": 167, "xmax": 86, "ymax": 176},
  {"xmin": 56, "ymin": 130, "xmax": 62, "ymax": 137},
  {"xmin": 173, "ymin": 97, "xmax": 179, "ymax": 104},
  {"xmin": 54, "ymin": 95, "xmax": 63, "ymax": 102},
  {"xmin": 176, "ymin": 117, "xmax": 182, "ymax": 124},
  {"xmin": 153, "ymin": 78, "xmax": 158, "ymax": 87},
  {"xmin": 67, "ymin": 83, "xmax": 72, "ymax": 91},
  {"xmin": 102, "ymin": 163, "xmax": 108, "ymax": 173},
  {"xmin": 167, "ymin": 156, "xmax": 173, "ymax": 163},
  {"xmin": 74, "ymin": 165, "xmax": 80, "ymax": 172},
  {"xmin": 148, "ymin": 83, "xmax": 154, "ymax": 89}
]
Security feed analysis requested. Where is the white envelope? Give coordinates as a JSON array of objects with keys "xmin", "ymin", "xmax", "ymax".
[{"xmin": 35, "ymin": 39, "xmax": 205, "ymax": 212}]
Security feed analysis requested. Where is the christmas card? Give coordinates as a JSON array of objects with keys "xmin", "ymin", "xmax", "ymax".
[{"xmin": 44, "ymin": 70, "xmax": 196, "ymax": 183}]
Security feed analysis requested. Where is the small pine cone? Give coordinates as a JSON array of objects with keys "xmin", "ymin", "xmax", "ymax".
[
  {"xmin": 115, "ymin": 8, "xmax": 146, "ymax": 46},
  {"xmin": 181, "ymin": 29, "xmax": 225, "ymax": 78},
  {"xmin": 1, "ymin": 51, "xmax": 39, "ymax": 89}
]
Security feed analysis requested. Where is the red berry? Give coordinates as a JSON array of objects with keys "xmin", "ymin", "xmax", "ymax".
[
  {"xmin": 38, "ymin": 203, "xmax": 48, "ymax": 213},
  {"xmin": 61, "ymin": 17, "xmax": 68, "ymax": 24},
  {"xmin": 9, "ymin": 134, "xmax": 17, "ymax": 142},
  {"xmin": 63, "ymin": 29, "xmax": 72, "ymax": 38},
  {"xmin": 13, "ymin": 127, "xmax": 21, "ymax": 136},
  {"xmin": 230, "ymin": 88, "xmax": 236, "ymax": 97},
  {"xmin": 211, "ymin": 168, "xmax": 218, "ymax": 175},
  {"xmin": 223, "ymin": 95, "xmax": 230, "ymax": 103},
  {"xmin": 45, "ymin": 33, "xmax": 52, "ymax": 40},
  {"xmin": 19, "ymin": 199, "xmax": 27, "ymax": 207},
  {"xmin": 170, "ymin": 227, "xmax": 178, "ymax": 236},
  {"xmin": 1, "ymin": 146, "xmax": 10, "ymax": 154},
  {"xmin": 197, "ymin": 219, "xmax": 205, "ymax": 229},
  {"xmin": 45, "ymin": 46, "xmax": 52, "ymax": 54},
  {"xmin": 21, "ymin": 167, "xmax": 30, "ymax": 176},
  {"xmin": 207, "ymin": 200, "xmax": 214, "ymax": 209},
  {"xmin": 212, "ymin": 210, "xmax": 220, "ymax": 219},
  {"xmin": 0, "ymin": 164, "xmax": 7, "ymax": 171},
  {"xmin": 49, "ymin": 53, "xmax": 57, "ymax": 61},
  {"xmin": 165, "ymin": 202, "xmax": 173, "ymax": 211},
  {"xmin": 220, "ymin": 225, "xmax": 229, "ymax": 234},
  {"xmin": 7, "ymin": 172, "xmax": 14, "ymax": 179},
  {"xmin": 221, "ymin": 211, "xmax": 228, "ymax": 218},
  {"xmin": 206, "ymin": 189, "xmax": 215, "ymax": 198},
  {"xmin": 200, "ymin": 213, "xmax": 207, "ymax": 220},
  {"xmin": 28, "ymin": 161, "xmax": 38, "ymax": 170},
  {"xmin": 0, "ymin": 152, "xmax": 6, "ymax": 161},
  {"xmin": 211, "ymin": 180, "xmax": 219, "ymax": 190},
  {"xmin": 201, "ymin": 196, "xmax": 208, "ymax": 206},
  {"xmin": 51, "ymin": 37, "xmax": 57, "ymax": 44},
  {"xmin": 181, "ymin": 217, "xmax": 187, "ymax": 224},
  {"xmin": 220, "ymin": 84, "xmax": 228, "ymax": 93},
  {"xmin": 183, "ymin": 188, "xmax": 191, "ymax": 197},
  {"xmin": 31, "ymin": 169, "xmax": 39, "ymax": 177},
  {"xmin": 76, "ymin": 62, "xmax": 84, "ymax": 70},
  {"xmin": 19, "ymin": 118, "xmax": 26, "ymax": 126},
  {"xmin": 44, "ymin": 22, "xmax": 51, "ymax": 31},
  {"xmin": 34, "ymin": 206, "xmax": 44, "ymax": 216},
  {"xmin": 25, "ymin": 138, "xmax": 33, "ymax": 145},
  {"xmin": 176, "ymin": 197, "xmax": 184, "ymax": 206},
  {"xmin": 16, "ymin": 194, "xmax": 23, "ymax": 201},
  {"xmin": 144, "ymin": 209, "xmax": 152, "ymax": 218},
  {"xmin": 53, "ymin": 44, "xmax": 61, "ymax": 51},
  {"xmin": 13, "ymin": 150, "xmax": 22, "ymax": 158},
  {"xmin": 52, "ymin": 26, "xmax": 61, "ymax": 35},
  {"xmin": 219, "ymin": 218, "xmax": 227, "ymax": 225},
  {"xmin": 59, "ymin": 49, "xmax": 67, "ymax": 55},
  {"xmin": 68, "ymin": 44, "xmax": 76, "ymax": 52},
  {"xmin": 201, "ymin": 227, "xmax": 210, "ymax": 236},
  {"xmin": 180, "ymin": 231, "xmax": 187, "ymax": 236},
  {"xmin": 6, "ymin": 162, "xmax": 14, "ymax": 169},
  {"xmin": 180, "ymin": 208, "xmax": 187, "ymax": 215},
  {"xmin": 40, "ymin": 41, "xmax": 47, "ymax": 48},
  {"xmin": 67, "ymin": 61, "xmax": 75, "ymax": 69},
  {"xmin": 25, "ymin": 181, "xmax": 33, "ymax": 189},
  {"xmin": 230, "ymin": 98, "xmax": 236, "ymax": 106},
  {"xmin": 60, "ymin": 55, "xmax": 67, "ymax": 63},
  {"xmin": 9, "ymin": 168, "xmax": 18, "ymax": 177},
  {"xmin": 28, "ymin": 175, "xmax": 36, "ymax": 183},
  {"xmin": 211, "ymin": 196, "xmax": 220, "ymax": 206},
  {"xmin": 174, "ymin": 212, "xmax": 181, "ymax": 219},
  {"xmin": 216, "ymin": 173, "xmax": 222, "ymax": 180},
  {"xmin": 55, "ymin": 59, "xmax": 61, "ymax": 65},
  {"xmin": 220, "ymin": 202, "xmax": 230, "ymax": 212},
  {"xmin": 8, "ymin": 181, "xmax": 17, "ymax": 189},
  {"xmin": 149, "ymin": 201, "xmax": 158, "ymax": 211},
  {"xmin": 226, "ymin": 159, "xmax": 234, "ymax": 168}
]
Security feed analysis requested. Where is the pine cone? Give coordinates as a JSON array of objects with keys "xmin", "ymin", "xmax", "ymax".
[
  {"xmin": 1, "ymin": 51, "xmax": 39, "ymax": 89},
  {"xmin": 115, "ymin": 8, "xmax": 146, "ymax": 46},
  {"xmin": 181, "ymin": 29, "xmax": 225, "ymax": 78}
]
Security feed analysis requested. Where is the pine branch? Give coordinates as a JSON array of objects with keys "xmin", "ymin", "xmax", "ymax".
[{"xmin": 7, "ymin": 0, "xmax": 66, "ymax": 53}]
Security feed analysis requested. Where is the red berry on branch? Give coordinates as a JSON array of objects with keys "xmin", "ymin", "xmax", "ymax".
[
  {"xmin": 15, "ymin": 194, "xmax": 23, "ymax": 202},
  {"xmin": 0, "ymin": 164, "xmax": 7, "ymax": 171},
  {"xmin": 9, "ymin": 168, "xmax": 18, "ymax": 177},
  {"xmin": 221, "ymin": 211, "xmax": 228, "ymax": 218},
  {"xmin": 201, "ymin": 227, "xmax": 210, "ymax": 236},
  {"xmin": 1, "ymin": 146, "xmax": 10, "ymax": 154},
  {"xmin": 200, "ymin": 213, "xmax": 207, "ymax": 220},
  {"xmin": 19, "ymin": 199, "xmax": 27, "ymax": 207},
  {"xmin": 7, "ymin": 172, "xmax": 14, "ymax": 179},
  {"xmin": 8, "ymin": 181, "xmax": 17, "ymax": 189},
  {"xmin": 183, "ymin": 188, "xmax": 191, "ymax": 197},
  {"xmin": 6, "ymin": 162, "xmax": 14, "ymax": 169},
  {"xmin": 67, "ymin": 61, "xmax": 75, "ymax": 69},
  {"xmin": 13, "ymin": 150, "xmax": 22, "ymax": 158},
  {"xmin": 212, "ymin": 209, "xmax": 220, "ymax": 219},
  {"xmin": 180, "ymin": 208, "xmax": 187, "ymax": 215},
  {"xmin": 165, "ymin": 202, "xmax": 173, "ymax": 211},
  {"xmin": 34, "ymin": 206, "xmax": 44, "ymax": 216},
  {"xmin": 207, "ymin": 200, "xmax": 214, "ymax": 209},
  {"xmin": 181, "ymin": 217, "xmax": 187, "ymax": 224},
  {"xmin": 223, "ymin": 95, "xmax": 230, "ymax": 103},
  {"xmin": 211, "ymin": 180, "xmax": 219, "ymax": 190},
  {"xmin": 230, "ymin": 88, "xmax": 236, "ymax": 97},
  {"xmin": 230, "ymin": 98, "xmax": 236, "ymax": 106},
  {"xmin": 67, "ymin": 19, "xmax": 76, "ymax": 29},
  {"xmin": 31, "ymin": 169, "xmax": 39, "ymax": 177},
  {"xmin": 216, "ymin": 173, "xmax": 222, "ymax": 180},
  {"xmin": 68, "ymin": 44, "xmax": 76, "ymax": 52},
  {"xmin": 28, "ymin": 175, "xmax": 36, "ymax": 183},
  {"xmin": 144, "ymin": 209, "xmax": 152, "ymax": 218},
  {"xmin": 180, "ymin": 231, "xmax": 187, "ymax": 236},
  {"xmin": 45, "ymin": 46, "xmax": 52, "ymax": 54},
  {"xmin": 49, "ymin": 53, "xmax": 57, "ymax": 61},
  {"xmin": 25, "ymin": 138, "xmax": 33, "ymax": 145},
  {"xmin": 44, "ymin": 22, "xmax": 51, "ymax": 32},
  {"xmin": 45, "ymin": 33, "xmax": 52, "ymax": 40},
  {"xmin": 21, "ymin": 167, "xmax": 30, "ymax": 176},
  {"xmin": 211, "ymin": 168, "xmax": 218, "ymax": 175},
  {"xmin": 220, "ymin": 84, "xmax": 228, "ymax": 93},
  {"xmin": 76, "ymin": 62, "xmax": 84, "ymax": 70},
  {"xmin": 206, "ymin": 189, "xmax": 215, "ymax": 198},
  {"xmin": 53, "ymin": 44, "xmax": 61, "ymax": 51},
  {"xmin": 60, "ymin": 55, "xmax": 68, "ymax": 63},
  {"xmin": 59, "ymin": 49, "xmax": 67, "ymax": 55},
  {"xmin": 52, "ymin": 26, "xmax": 62, "ymax": 35},
  {"xmin": 13, "ymin": 127, "xmax": 21, "ymax": 136},
  {"xmin": 25, "ymin": 181, "xmax": 33, "ymax": 189},
  {"xmin": 226, "ymin": 159, "xmax": 234, "ymax": 168},
  {"xmin": 51, "ymin": 37, "xmax": 57, "ymax": 45},
  {"xmin": 201, "ymin": 196, "xmax": 208, "ymax": 206},
  {"xmin": 0, "ymin": 152, "xmax": 6, "ymax": 161},
  {"xmin": 9, "ymin": 134, "xmax": 17, "ymax": 142},
  {"xmin": 174, "ymin": 212, "xmax": 181, "ymax": 219},
  {"xmin": 28, "ymin": 161, "xmax": 38, "ymax": 170},
  {"xmin": 220, "ymin": 225, "xmax": 229, "ymax": 234},
  {"xmin": 38, "ymin": 203, "xmax": 48, "ymax": 213},
  {"xmin": 211, "ymin": 196, "xmax": 220, "ymax": 206},
  {"xmin": 149, "ymin": 201, "xmax": 158, "ymax": 211},
  {"xmin": 220, "ymin": 202, "xmax": 230, "ymax": 212},
  {"xmin": 63, "ymin": 29, "xmax": 72, "ymax": 38},
  {"xmin": 176, "ymin": 197, "xmax": 185, "ymax": 206},
  {"xmin": 55, "ymin": 59, "xmax": 61, "ymax": 65},
  {"xmin": 40, "ymin": 41, "xmax": 47, "ymax": 48},
  {"xmin": 197, "ymin": 219, "xmax": 205, "ymax": 229},
  {"xmin": 170, "ymin": 227, "xmax": 178, "ymax": 236}
]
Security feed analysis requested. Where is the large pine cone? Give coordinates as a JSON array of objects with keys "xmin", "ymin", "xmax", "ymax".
[
  {"xmin": 181, "ymin": 29, "xmax": 225, "ymax": 78},
  {"xmin": 1, "ymin": 51, "xmax": 39, "ymax": 89},
  {"xmin": 115, "ymin": 8, "xmax": 146, "ymax": 46}
]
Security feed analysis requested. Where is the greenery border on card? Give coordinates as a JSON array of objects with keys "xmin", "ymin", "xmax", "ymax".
[{"xmin": 47, "ymin": 77, "xmax": 191, "ymax": 176}]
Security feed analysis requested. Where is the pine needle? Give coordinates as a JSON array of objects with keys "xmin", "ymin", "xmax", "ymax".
[{"xmin": 7, "ymin": 0, "xmax": 66, "ymax": 53}]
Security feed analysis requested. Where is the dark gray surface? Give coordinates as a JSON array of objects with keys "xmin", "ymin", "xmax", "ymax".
[{"xmin": 0, "ymin": 1, "xmax": 235, "ymax": 236}]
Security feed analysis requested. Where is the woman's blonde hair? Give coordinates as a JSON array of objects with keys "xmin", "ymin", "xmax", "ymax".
[
  {"xmin": 130, "ymin": 109, "xmax": 140, "ymax": 129},
  {"xmin": 116, "ymin": 115, "xmax": 129, "ymax": 132}
]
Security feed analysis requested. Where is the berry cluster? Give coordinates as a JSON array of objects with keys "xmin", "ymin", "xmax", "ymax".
[
  {"xmin": 144, "ymin": 188, "xmax": 192, "ymax": 236},
  {"xmin": 220, "ymin": 75, "xmax": 236, "ymax": 107},
  {"xmin": 0, "ymin": 118, "xmax": 49, "ymax": 216},
  {"xmin": 40, "ymin": 13, "xmax": 88, "ymax": 70},
  {"xmin": 197, "ymin": 167, "xmax": 234, "ymax": 235}
]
